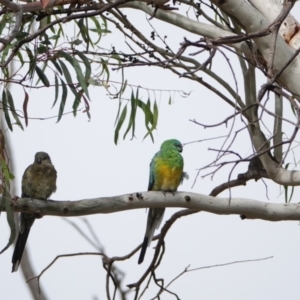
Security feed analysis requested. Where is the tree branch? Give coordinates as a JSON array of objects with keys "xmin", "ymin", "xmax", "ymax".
[
  {"xmin": 1, "ymin": 191, "xmax": 300, "ymax": 221},
  {"xmin": 211, "ymin": 0, "xmax": 300, "ymax": 98},
  {"xmin": 118, "ymin": 1, "xmax": 252, "ymax": 56}
]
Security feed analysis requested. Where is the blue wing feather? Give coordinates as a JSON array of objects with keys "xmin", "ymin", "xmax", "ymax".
[{"xmin": 147, "ymin": 153, "xmax": 158, "ymax": 191}]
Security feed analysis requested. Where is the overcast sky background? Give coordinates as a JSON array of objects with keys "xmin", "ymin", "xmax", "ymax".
[{"xmin": 1, "ymin": 2, "xmax": 300, "ymax": 300}]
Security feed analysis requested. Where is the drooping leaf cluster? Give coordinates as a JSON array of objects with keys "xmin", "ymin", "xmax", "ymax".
[{"xmin": 0, "ymin": 7, "xmax": 164, "ymax": 144}]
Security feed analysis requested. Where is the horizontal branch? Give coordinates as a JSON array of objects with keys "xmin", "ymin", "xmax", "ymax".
[{"xmin": 1, "ymin": 191, "xmax": 299, "ymax": 221}]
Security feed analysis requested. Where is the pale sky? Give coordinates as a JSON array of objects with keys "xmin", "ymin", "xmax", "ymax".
[{"xmin": 1, "ymin": 2, "xmax": 300, "ymax": 300}]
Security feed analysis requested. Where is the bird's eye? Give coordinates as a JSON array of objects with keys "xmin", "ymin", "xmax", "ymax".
[{"xmin": 175, "ymin": 143, "xmax": 183, "ymax": 152}]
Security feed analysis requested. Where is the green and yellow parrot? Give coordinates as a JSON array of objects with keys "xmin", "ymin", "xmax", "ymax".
[{"xmin": 138, "ymin": 139, "xmax": 186, "ymax": 264}]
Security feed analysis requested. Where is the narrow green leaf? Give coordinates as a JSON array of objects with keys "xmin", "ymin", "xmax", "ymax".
[
  {"xmin": 137, "ymin": 98, "xmax": 154, "ymax": 142},
  {"xmin": 90, "ymin": 28, "xmax": 111, "ymax": 34},
  {"xmin": 76, "ymin": 51, "xmax": 91, "ymax": 81},
  {"xmin": 137, "ymin": 99, "xmax": 153, "ymax": 124},
  {"xmin": 58, "ymin": 59, "xmax": 77, "ymax": 96},
  {"xmin": 23, "ymin": 89, "xmax": 29, "ymax": 127},
  {"xmin": 1, "ymin": 44, "xmax": 13, "ymax": 66},
  {"xmin": 71, "ymin": 57, "xmax": 90, "ymax": 99},
  {"xmin": 2, "ymin": 90, "xmax": 12, "ymax": 131},
  {"xmin": 120, "ymin": 80, "xmax": 127, "ymax": 96},
  {"xmin": 72, "ymin": 90, "xmax": 82, "ymax": 117},
  {"xmin": 76, "ymin": 19, "xmax": 88, "ymax": 43},
  {"xmin": 25, "ymin": 46, "xmax": 36, "ymax": 77},
  {"xmin": 25, "ymin": 46, "xmax": 34, "ymax": 62},
  {"xmin": 146, "ymin": 98, "xmax": 153, "ymax": 124},
  {"xmin": 16, "ymin": 51, "xmax": 24, "ymax": 67},
  {"xmin": 50, "ymin": 59, "xmax": 63, "ymax": 75},
  {"xmin": 57, "ymin": 79, "xmax": 67, "ymax": 123},
  {"xmin": 100, "ymin": 58, "xmax": 110, "ymax": 82},
  {"xmin": 114, "ymin": 99, "xmax": 122, "ymax": 126},
  {"xmin": 59, "ymin": 51, "xmax": 89, "ymax": 99},
  {"xmin": 6, "ymin": 89, "xmax": 24, "ymax": 130},
  {"xmin": 152, "ymin": 100, "xmax": 159, "ymax": 129},
  {"xmin": 100, "ymin": 15, "xmax": 108, "ymax": 31},
  {"xmin": 1, "ymin": 66, "xmax": 9, "ymax": 78},
  {"xmin": 143, "ymin": 100, "xmax": 158, "ymax": 142},
  {"xmin": 89, "ymin": 16, "xmax": 102, "ymax": 44},
  {"xmin": 52, "ymin": 75, "xmax": 59, "ymax": 108},
  {"xmin": 35, "ymin": 65, "xmax": 50, "ymax": 87},
  {"xmin": 84, "ymin": 17, "xmax": 93, "ymax": 49},
  {"xmin": 53, "ymin": 26, "xmax": 63, "ymax": 48},
  {"xmin": 0, "ymin": 44, "xmax": 13, "ymax": 75},
  {"xmin": 58, "ymin": 59, "xmax": 73, "ymax": 84},
  {"xmin": 0, "ymin": 17, "xmax": 6, "ymax": 35},
  {"xmin": 123, "ymin": 91, "xmax": 137, "ymax": 140},
  {"xmin": 58, "ymin": 51, "xmax": 73, "ymax": 65},
  {"xmin": 81, "ymin": 94, "xmax": 91, "ymax": 120},
  {"xmin": 114, "ymin": 105, "xmax": 127, "ymax": 145},
  {"xmin": 288, "ymin": 186, "xmax": 294, "ymax": 203},
  {"xmin": 132, "ymin": 88, "xmax": 140, "ymax": 137}
]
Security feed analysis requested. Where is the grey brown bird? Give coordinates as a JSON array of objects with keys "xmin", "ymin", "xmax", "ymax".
[{"xmin": 12, "ymin": 152, "xmax": 57, "ymax": 272}]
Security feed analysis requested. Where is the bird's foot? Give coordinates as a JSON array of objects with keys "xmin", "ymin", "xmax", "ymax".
[
  {"xmin": 161, "ymin": 190, "xmax": 175, "ymax": 196},
  {"xmin": 34, "ymin": 213, "xmax": 43, "ymax": 219},
  {"xmin": 11, "ymin": 196, "xmax": 19, "ymax": 205}
]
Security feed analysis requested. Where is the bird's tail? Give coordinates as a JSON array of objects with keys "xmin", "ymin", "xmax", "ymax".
[
  {"xmin": 138, "ymin": 208, "xmax": 165, "ymax": 264},
  {"xmin": 12, "ymin": 213, "xmax": 35, "ymax": 272},
  {"xmin": 12, "ymin": 227, "xmax": 31, "ymax": 272}
]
